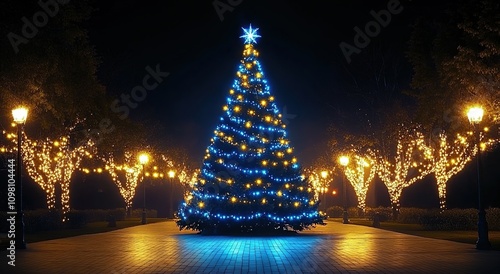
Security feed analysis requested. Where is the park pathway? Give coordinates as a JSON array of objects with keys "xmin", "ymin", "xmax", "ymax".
[{"xmin": 2, "ymin": 220, "xmax": 499, "ymax": 273}]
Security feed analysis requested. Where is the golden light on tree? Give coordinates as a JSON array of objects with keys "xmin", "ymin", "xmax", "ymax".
[
  {"xmin": 306, "ymin": 167, "xmax": 333, "ymax": 204},
  {"xmin": 82, "ymin": 152, "xmax": 197, "ymax": 216},
  {"xmin": 101, "ymin": 151, "xmax": 144, "ymax": 215},
  {"xmin": 342, "ymin": 151, "xmax": 376, "ymax": 212},
  {"xmin": 179, "ymin": 168, "xmax": 200, "ymax": 190},
  {"xmin": 376, "ymin": 128, "xmax": 433, "ymax": 219},
  {"xmin": 431, "ymin": 133, "xmax": 475, "ymax": 210},
  {"xmin": 320, "ymin": 170, "xmax": 328, "ymax": 179},
  {"xmin": 6, "ymin": 129, "xmax": 95, "ymax": 219},
  {"xmin": 181, "ymin": 169, "xmax": 200, "ymax": 202}
]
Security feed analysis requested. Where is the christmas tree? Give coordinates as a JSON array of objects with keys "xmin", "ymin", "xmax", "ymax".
[{"xmin": 176, "ymin": 25, "xmax": 324, "ymax": 234}]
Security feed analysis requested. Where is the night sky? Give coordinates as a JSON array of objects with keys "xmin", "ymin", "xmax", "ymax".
[
  {"xmin": 3, "ymin": 0, "xmax": 498, "ymax": 210},
  {"xmin": 86, "ymin": 0, "xmax": 420, "ymax": 164},
  {"xmin": 82, "ymin": 0, "xmax": 499, "ymax": 208}
]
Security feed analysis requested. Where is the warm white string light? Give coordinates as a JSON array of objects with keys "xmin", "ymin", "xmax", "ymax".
[
  {"xmin": 342, "ymin": 151, "xmax": 376, "ymax": 212},
  {"xmin": 376, "ymin": 128, "xmax": 433, "ymax": 217},
  {"xmin": 81, "ymin": 152, "xmax": 196, "ymax": 213},
  {"xmin": 306, "ymin": 168, "xmax": 332, "ymax": 201},
  {"xmin": 4, "ymin": 128, "xmax": 95, "ymax": 220},
  {"xmin": 87, "ymin": 151, "xmax": 144, "ymax": 214},
  {"xmin": 431, "ymin": 130, "xmax": 498, "ymax": 210},
  {"xmin": 181, "ymin": 169, "xmax": 200, "ymax": 203},
  {"xmin": 431, "ymin": 132, "xmax": 474, "ymax": 210}
]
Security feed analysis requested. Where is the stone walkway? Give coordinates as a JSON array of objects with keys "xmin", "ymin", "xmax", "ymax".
[{"xmin": 2, "ymin": 220, "xmax": 499, "ymax": 273}]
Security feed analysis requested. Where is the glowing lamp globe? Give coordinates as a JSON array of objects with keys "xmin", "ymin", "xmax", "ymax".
[
  {"xmin": 467, "ymin": 107, "xmax": 484, "ymax": 124},
  {"xmin": 320, "ymin": 170, "xmax": 328, "ymax": 179},
  {"xmin": 339, "ymin": 156, "xmax": 349, "ymax": 167},
  {"xmin": 168, "ymin": 170, "xmax": 176, "ymax": 178},
  {"xmin": 12, "ymin": 107, "xmax": 28, "ymax": 124},
  {"xmin": 138, "ymin": 154, "xmax": 149, "ymax": 165}
]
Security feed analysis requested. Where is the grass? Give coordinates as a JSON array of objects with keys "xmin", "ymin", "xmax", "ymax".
[
  {"xmin": 335, "ymin": 218, "xmax": 500, "ymax": 251},
  {"xmin": 0, "ymin": 218, "xmax": 168, "ymax": 248}
]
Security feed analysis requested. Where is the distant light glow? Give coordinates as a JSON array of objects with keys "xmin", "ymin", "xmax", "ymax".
[
  {"xmin": 339, "ymin": 156, "xmax": 349, "ymax": 166},
  {"xmin": 467, "ymin": 106, "xmax": 484, "ymax": 124},
  {"xmin": 168, "ymin": 170, "xmax": 176, "ymax": 178},
  {"xmin": 12, "ymin": 107, "xmax": 28, "ymax": 124},
  {"xmin": 139, "ymin": 153, "xmax": 149, "ymax": 165}
]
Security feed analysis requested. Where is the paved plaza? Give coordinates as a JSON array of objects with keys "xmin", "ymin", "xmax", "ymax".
[{"xmin": 2, "ymin": 220, "xmax": 499, "ymax": 273}]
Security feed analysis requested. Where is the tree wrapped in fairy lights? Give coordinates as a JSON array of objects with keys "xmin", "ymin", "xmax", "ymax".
[
  {"xmin": 3, "ymin": 127, "xmax": 95, "ymax": 219},
  {"xmin": 91, "ymin": 151, "xmax": 144, "ymax": 216},
  {"xmin": 177, "ymin": 25, "xmax": 324, "ymax": 233},
  {"xmin": 377, "ymin": 126, "xmax": 433, "ymax": 219},
  {"xmin": 342, "ymin": 150, "xmax": 376, "ymax": 213}
]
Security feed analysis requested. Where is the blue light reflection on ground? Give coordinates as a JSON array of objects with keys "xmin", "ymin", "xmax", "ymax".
[{"xmin": 175, "ymin": 234, "xmax": 328, "ymax": 273}]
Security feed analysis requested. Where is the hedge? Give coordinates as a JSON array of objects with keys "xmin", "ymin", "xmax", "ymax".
[
  {"xmin": 324, "ymin": 206, "xmax": 500, "ymax": 231},
  {"xmin": 0, "ymin": 208, "xmax": 158, "ymax": 233}
]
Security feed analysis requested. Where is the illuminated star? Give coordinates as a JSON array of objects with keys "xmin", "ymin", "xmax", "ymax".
[{"xmin": 240, "ymin": 24, "xmax": 261, "ymax": 44}]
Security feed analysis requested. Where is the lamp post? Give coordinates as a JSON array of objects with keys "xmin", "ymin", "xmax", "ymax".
[
  {"xmin": 139, "ymin": 153, "xmax": 149, "ymax": 225},
  {"xmin": 12, "ymin": 107, "xmax": 28, "ymax": 249},
  {"xmin": 339, "ymin": 155, "xmax": 349, "ymax": 224},
  {"xmin": 168, "ymin": 170, "xmax": 176, "ymax": 219},
  {"xmin": 467, "ymin": 106, "xmax": 491, "ymax": 250}
]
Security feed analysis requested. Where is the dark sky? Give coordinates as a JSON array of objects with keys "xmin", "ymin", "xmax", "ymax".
[
  {"xmin": 86, "ymin": 0, "xmax": 421, "ymax": 165},
  {"xmin": 2, "ymin": 0, "xmax": 499, "ymax": 210},
  {"xmin": 78, "ymin": 1, "xmax": 500, "ymax": 209}
]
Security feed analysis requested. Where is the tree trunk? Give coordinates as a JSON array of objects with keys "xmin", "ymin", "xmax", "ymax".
[{"xmin": 392, "ymin": 202, "xmax": 400, "ymax": 220}]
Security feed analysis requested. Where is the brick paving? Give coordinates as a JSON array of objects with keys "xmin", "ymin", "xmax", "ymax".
[{"xmin": 2, "ymin": 220, "xmax": 499, "ymax": 273}]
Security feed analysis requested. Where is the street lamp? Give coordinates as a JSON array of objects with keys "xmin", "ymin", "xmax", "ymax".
[
  {"xmin": 138, "ymin": 153, "xmax": 149, "ymax": 225},
  {"xmin": 12, "ymin": 107, "xmax": 28, "ymax": 249},
  {"xmin": 168, "ymin": 170, "xmax": 176, "ymax": 219},
  {"xmin": 339, "ymin": 155, "xmax": 349, "ymax": 224},
  {"xmin": 467, "ymin": 106, "xmax": 491, "ymax": 250}
]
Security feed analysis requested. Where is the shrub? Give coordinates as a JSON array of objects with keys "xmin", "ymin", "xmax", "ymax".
[
  {"xmin": 82, "ymin": 208, "xmax": 126, "ymax": 222},
  {"xmin": 398, "ymin": 207, "xmax": 428, "ymax": 224},
  {"xmin": 109, "ymin": 208, "xmax": 126, "ymax": 221},
  {"xmin": 5, "ymin": 208, "xmax": 131, "ymax": 234},
  {"xmin": 418, "ymin": 209, "xmax": 477, "ymax": 230},
  {"xmin": 65, "ymin": 211, "xmax": 87, "ymax": 229},
  {"xmin": 348, "ymin": 207, "xmax": 363, "ymax": 218},
  {"xmin": 487, "ymin": 208, "xmax": 500, "ymax": 231},
  {"xmin": 325, "ymin": 206, "xmax": 343, "ymax": 218},
  {"xmin": 325, "ymin": 206, "xmax": 366, "ymax": 218},
  {"xmin": 365, "ymin": 207, "xmax": 392, "ymax": 222},
  {"xmin": 130, "ymin": 209, "xmax": 158, "ymax": 218},
  {"xmin": 24, "ymin": 209, "xmax": 63, "ymax": 233}
]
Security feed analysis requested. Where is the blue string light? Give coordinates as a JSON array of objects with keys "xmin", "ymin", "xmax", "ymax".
[{"xmin": 177, "ymin": 25, "xmax": 323, "ymax": 232}]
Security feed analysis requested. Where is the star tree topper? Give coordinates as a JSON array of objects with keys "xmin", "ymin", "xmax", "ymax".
[{"xmin": 240, "ymin": 24, "xmax": 261, "ymax": 44}]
